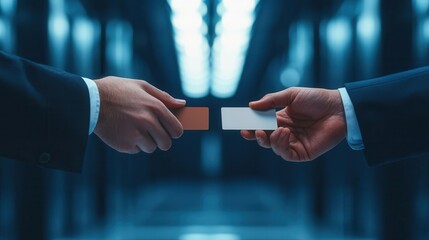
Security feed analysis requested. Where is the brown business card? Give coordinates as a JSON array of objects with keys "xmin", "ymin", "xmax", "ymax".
[{"xmin": 172, "ymin": 107, "xmax": 209, "ymax": 130}]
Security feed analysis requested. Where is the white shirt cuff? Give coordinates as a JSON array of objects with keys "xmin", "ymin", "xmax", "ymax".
[
  {"xmin": 82, "ymin": 77, "xmax": 100, "ymax": 135},
  {"xmin": 338, "ymin": 88, "xmax": 364, "ymax": 150}
]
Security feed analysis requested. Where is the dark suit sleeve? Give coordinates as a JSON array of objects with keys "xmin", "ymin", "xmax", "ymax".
[
  {"xmin": 345, "ymin": 67, "xmax": 429, "ymax": 166},
  {"xmin": 0, "ymin": 51, "xmax": 90, "ymax": 172}
]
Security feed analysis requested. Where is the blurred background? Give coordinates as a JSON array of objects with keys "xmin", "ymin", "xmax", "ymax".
[{"xmin": 1, "ymin": 0, "xmax": 429, "ymax": 239}]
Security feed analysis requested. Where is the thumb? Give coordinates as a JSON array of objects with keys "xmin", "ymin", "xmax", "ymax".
[
  {"xmin": 249, "ymin": 88, "xmax": 296, "ymax": 110},
  {"xmin": 142, "ymin": 82, "xmax": 186, "ymax": 109}
]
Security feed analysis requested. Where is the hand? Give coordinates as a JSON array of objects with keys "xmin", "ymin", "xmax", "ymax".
[
  {"xmin": 241, "ymin": 87, "xmax": 346, "ymax": 162},
  {"xmin": 94, "ymin": 76, "xmax": 186, "ymax": 154}
]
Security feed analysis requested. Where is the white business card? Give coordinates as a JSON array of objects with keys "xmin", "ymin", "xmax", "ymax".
[{"xmin": 221, "ymin": 107, "xmax": 278, "ymax": 130}]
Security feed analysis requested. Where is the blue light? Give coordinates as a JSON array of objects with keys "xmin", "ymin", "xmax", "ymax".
[
  {"xmin": 72, "ymin": 17, "xmax": 100, "ymax": 75},
  {"xmin": 181, "ymin": 80, "xmax": 210, "ymax": 98},
  {"xmin": 221, "ymin": 0, "xmax": 258, "ymax": 12},
  {"xmin": 0, "ymin": 18, "xmax": 5, "ymax": 41},
  {"xmin": 286, "ymin": 20, "xmax": 313, "ymax": 77},
  {"xmin": 170, "ymin": 0, "xmax": 210, "ymax": 98},
  {"xmin": 0, "ymin": 0, "xmax": 16, "ymax": 16},
  {"xmin": 423, "ymin": 17, "xmax": 429, "ymax": 40},
  {"xmin": 0, "ymin": 18, "xmax": 8, "ymax": 48},
  {"xmin": 172, "ymin": 13, "xmax": 205, "ymax": 32},
  {"xmin": 357, "ymin": 0, "xmax": 380, "ymax": 45},
  {"xmin": 357, "ymin": 14, "xmax": 380, "ymax": 43},
  {"xmin": 73, "ymin": 18, "xmax": 96, "ymax": 50},
  {"xmin": 218, "ymin": 12, "xmax": 254, "ymax": 31},
  {"xmin": 48, "ymin": 0, "xmax": 70, "ymax": 68},
  {"xmin": 169, "ymin": 0, "xmax": 202, "ymax": 12},
  {"xmin": 211, "ymin": 0, "xmax": 258, "ymax": 98},
  {"xmin": 48, "ymin": 13, "xmax": 69, "ymax": 68},
  {"xmin": 281, "ymin": 67, "xmax": 301, "ymax": 87},
  {"xmin": 49, "ymin": 13, "xmax": 69, "ymax": 44},
  {"xmin": 414, "ymin": 0, "xmax": 429, "ymax": 15},
  {"xmin": 106, "ymin": 20, "xmax": 133, "ymax": 76},
  {"xmin": 326, "ymin": 17, "xmax": 352, "ymax": 51},
  {"xmin": 171, "ymin": 0, "xmax": 258, "ymax": 98},
  {"xmin": 201, "ymin": 133, "xmax": 222, "ymax": 177},
  {"xmin": 179, "ymin": 233, "xmax": 240, "ymax": 240}
]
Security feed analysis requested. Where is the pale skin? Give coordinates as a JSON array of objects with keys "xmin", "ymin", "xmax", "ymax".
[
  {"xmin": 241, "ymin": 87, "xmax": 347, "ymax": 162},
  {"xmin": 94, "ymin": 76, "xmax": 186, "ymax": 154}
]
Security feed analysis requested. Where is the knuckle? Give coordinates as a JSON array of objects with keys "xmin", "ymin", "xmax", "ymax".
[
  {"xmin": 139, "ymin": 80, "xmax": 148, "ymax": 88},
  {"xmin": 162, "ymin": 90, "xmax": 170, "ymax": 98},
  {"xmin": 264, "ymin": 93, "xmax": 273, "ymax": 99},
  {"xmin": 138, "ymin": 113, "xmax": 155, "ymax": 124},
  {"xmin": 163, "ymin": 91, "xmax": 175, "ymax": 101},
  {"xmin": 147, "ymin": 100, "xmax": 163, "ymax": 113}
]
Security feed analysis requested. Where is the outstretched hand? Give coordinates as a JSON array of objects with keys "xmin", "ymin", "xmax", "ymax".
[
  {"xmin": 94, "ymin": 77, "xmax": 186, "ymax": 154},
  {"xmin": 241, "ymin": 87, "xmax": 346, "ymax": 162}
]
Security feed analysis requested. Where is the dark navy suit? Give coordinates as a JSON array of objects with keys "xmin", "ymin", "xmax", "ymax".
[
  {"xmin": 0, "ymin": 51, "xmax": 89, "ymax": 172},
  {"xmin": 345, "ymin": 67, "xmax": 429, "ymax": 166}
]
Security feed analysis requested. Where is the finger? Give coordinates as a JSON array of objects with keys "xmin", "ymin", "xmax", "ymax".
[
  {"xmin": 124, "ymin": 146, "xmax": 141, "ymax": 154},
  {"xmin": 146, "ymin": 121, "xmax": 173, "ymax": 151},
  {"xmin": 142, "ymin": 82, "xmax": 186, "ymax": 109},
  {"xmin": 270, "ymin": 128, "xmax": 293, "ymax": 161},
  {"xmin": 240, "ymin": 130, "xmax": 256, "ymax": 140},
  {"xmin": 255, "ymin": 130, "xmax": 271, "ymax": 148},
  {"xmin": 156, "ymin": 103, "xmax": 184, "ymax": 139},
  {"xmin": 136, "ymin": 131, "xmax": 157, "ymax": 153},
  {"xmin": 249, "ymin": 88, "xmax": 297, "ymax": 110}
]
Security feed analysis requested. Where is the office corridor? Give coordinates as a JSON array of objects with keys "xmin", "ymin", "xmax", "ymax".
[
  {"xmin": 2, "ymin": 0, "xmax": 429, "ymax": 239},
  {"xmin": 59, "ymin": 180, "xmax": 373, "ymax": 240}
]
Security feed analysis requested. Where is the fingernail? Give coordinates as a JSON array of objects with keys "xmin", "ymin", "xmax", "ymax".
[{"xmin": 176, "ymin": 99, "xmax": 186, "ymax": 104}]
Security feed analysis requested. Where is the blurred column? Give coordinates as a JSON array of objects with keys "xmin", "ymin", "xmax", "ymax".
[
  {"xmin": 72, "ymin": 16, "xmax": 101, "ymax": 77},
  {"xmin": 211, "ymin": 0, "xmax": 259, "ymax": 98},
  {"xmin": 0, "ymin": 0, "xmax": 16, "ymax": 52},
  {"xmin": 378, "ymin": 1, "xmax": 417, "ymax": 240},
  {"xmin": 413, "ymin": 2, "xmax": 429, "ymax": 236},
  {"xmin": 413, "ymin": 0, "xmax": 429, "ymax": 65},
  {"xmin": 103, "ymin": 20, "xmax": 136, "ymax": 227},
  {"xmin": 0, "ymin": 2, "xmax": 17, "ymax": 239},
  {"xmin": 169, "ymin": 0, "xmax": 210, "ymax": 98},
  {"xmin": 69, "ymin": 13, "xmax": 102, "ymax": 235},
  {"xmin": 280, "ymin": 20, "xmax": 314, "ymax": 88},
  {"xmin": 13, "ymin": 1, "xmax": 50, "ymax": 239},
  {"xmin": 201, "ymin": 132, "xmax": 222, "ymax": 178},
  {"xmin": 349, "ymin": 0, "xmax": 381, "ymax": 236},
  {"xmin": 48, "ymin": 0, "xmax": 69, "ymax": 69},
  {"xmin": 102, "ymin": 18, "xmax": 139, "ymax": 223},
  {"xmin": 356, "ymin": 0, "xmax": 380, "ymax": 78},
  {"xmin": 321, "ymin": 15, "xmax": 352, "ymax": 88},
  {"xmin": 45, "ymin": 1, "xmax": 70, "ymax": 237},
  {"xmin": 315, "ymin": 3, "xmax": 354, "ymax": 228},
  {"xmin": 105, "ymin": 19, "xmax": 133, "ymax": 77}
]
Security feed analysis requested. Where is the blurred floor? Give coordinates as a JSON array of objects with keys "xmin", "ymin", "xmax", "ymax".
[{"xmin": 55, "ymin": 180, "xmax": 375, "ymax": 240}]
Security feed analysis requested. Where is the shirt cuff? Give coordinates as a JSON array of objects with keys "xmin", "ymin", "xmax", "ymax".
[
  {"xmin": 82, "ymin": 77, "xmax": 100, "ymax": 135},
  {"xmin": 338, "ymin": 88, "xmax": 365, "ymax": 150}
]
